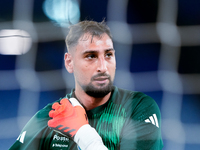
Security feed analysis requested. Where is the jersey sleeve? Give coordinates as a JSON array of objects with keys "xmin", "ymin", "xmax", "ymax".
[
  {"xmin": 9, "ymin": 104, "xmax": 52, "ymax": 150},
  {"xmin": 119, "ymin": 92, "xmax": 163, "ymax": 150}
]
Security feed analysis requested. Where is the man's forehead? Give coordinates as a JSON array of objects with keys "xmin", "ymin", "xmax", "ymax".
[
  {"xmin": 79, "ymin": 33, "xmax": 112, "ymax": 43},
  {"xmin": 74, "ymin": 33, "xmax": 114, "ymax": 54}
]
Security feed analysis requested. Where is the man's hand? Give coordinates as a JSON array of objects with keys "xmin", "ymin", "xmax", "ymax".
[
  {"xmin": 48, "ymin": 98, "xmax": 108, "ymax": 150},
  {"xmin": 48, "ymin": 98, "xmax": 88, "ymax": 138}
]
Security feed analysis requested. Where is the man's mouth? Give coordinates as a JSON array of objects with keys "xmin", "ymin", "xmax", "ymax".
[
  {"xmin": 93, "ymin": 76, "xmax": 110, "ymax": 85},
  {"xmin": 93, "ymin": 76, "xmax": 109, "ymax": 81}
]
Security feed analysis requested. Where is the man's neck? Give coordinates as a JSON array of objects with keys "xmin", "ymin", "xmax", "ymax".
[{"xmin": 74, "ymin": 89, "xmax": 111, "ymax": 111}]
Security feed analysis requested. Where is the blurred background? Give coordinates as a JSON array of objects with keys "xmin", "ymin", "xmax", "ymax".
[{"xmin": 0, "ymin": 0, "xmax": 200, "ymax": 149}]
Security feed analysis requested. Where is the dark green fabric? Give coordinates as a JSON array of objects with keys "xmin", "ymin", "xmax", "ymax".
[{"xmin": 9, "ymin": 86, "xmax": 163, "ymax": 150}]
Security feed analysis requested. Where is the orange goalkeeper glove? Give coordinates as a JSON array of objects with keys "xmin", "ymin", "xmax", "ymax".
[{"xmin": 48, "ymin": 98, "xmax": 88, "ymax": 138}]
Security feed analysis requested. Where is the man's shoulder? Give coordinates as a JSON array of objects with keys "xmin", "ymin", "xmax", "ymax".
[
  {"xmin": 112, "ymin": 86, "xmax": 159, "ymax": 113},
  {"xmin": 113, "ymin": 86, "xmax": 152, "ymax": 103}
]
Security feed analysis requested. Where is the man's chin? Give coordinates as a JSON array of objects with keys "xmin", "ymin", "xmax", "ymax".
[
  {"xmin": 85, "ymin": 89, "xmax": 111, "ymax": 98},
  {"xmin": 83, "ymin": 83, "xmax": 113, "ymax": 98}
]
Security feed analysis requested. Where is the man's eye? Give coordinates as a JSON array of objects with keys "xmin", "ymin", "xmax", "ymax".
[
  {"xmin": 106, "ymin": 53, "xmax": 113, "ymax": 58},
  {"xmin": 86, "ymin": 54, "xmax": 96, "ymax": 59}
]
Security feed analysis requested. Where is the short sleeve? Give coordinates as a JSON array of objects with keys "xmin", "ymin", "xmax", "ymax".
[
  {"xmin": 119, "ymin": 92, "xmax": 163, "ymax": 150},
  {"xmin": 9, "ymin": 104, "xmax": 52, "ymax": 150}
]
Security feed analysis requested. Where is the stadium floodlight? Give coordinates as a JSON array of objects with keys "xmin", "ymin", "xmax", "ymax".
[
  {"xmin": 43, "ymin": 0, "xmax": 80, "ymax": 27},
  {"xmin": 0, "ymin": 29, "xmax": 32, "ymax": 55}
]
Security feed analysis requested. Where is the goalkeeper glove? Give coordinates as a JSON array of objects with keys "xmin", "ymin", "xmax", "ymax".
[
  {"xmin": 48, "ymin": 98, "xmax": 88, "ymax": 138},
  {"xmin": 48, "ymin": 98, "xmax": 108, "ymax": 150}
]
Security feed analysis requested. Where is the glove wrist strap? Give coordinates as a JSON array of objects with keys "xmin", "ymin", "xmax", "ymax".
[{"xmin": 74, "ymin": 124, "xmax": 108, "ymax": 150}]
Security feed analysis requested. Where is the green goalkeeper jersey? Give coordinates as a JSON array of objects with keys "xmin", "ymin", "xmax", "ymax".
[{"xmin": 10, "ymin": 86, "xmax": 163, "ymax": 150}]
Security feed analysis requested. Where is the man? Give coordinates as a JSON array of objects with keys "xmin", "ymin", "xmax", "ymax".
[{"xmin": 10, "ymin": 20, "xmax": 163, "ymax": 150}]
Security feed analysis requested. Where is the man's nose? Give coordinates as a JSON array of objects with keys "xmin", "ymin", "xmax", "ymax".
[{"xmin": 97, "ymin": 57, "xmax": 107, "ymax": 73}]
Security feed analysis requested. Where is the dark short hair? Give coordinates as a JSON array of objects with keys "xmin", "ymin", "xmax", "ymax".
[{"xmin": 65, "ymin": 20, "xmax": 112, "ymax": 50}]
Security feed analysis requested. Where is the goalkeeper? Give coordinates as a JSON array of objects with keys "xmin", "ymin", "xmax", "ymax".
[{"xmin": 10, "ymin": 20, "xmax": 163, "ymax": 150}]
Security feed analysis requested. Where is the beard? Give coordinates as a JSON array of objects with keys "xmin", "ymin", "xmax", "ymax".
[{"xmin": 81, "ymin": 73, "xmax": 114, "ymax": 98}]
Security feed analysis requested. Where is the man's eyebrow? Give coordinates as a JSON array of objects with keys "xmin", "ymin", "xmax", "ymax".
[
  {"xmin": 82, "ymin": 50, "xmax": 97, "ymax": 55},
  {"xmin": 82, "ymin": 48, "xmax": 115, "ymax": 55},
  {"xmin": 105, "ymin": 48, "xmax": 115, "ymax": 52}
]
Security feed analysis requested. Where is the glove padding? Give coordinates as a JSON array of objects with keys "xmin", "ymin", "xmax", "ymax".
[{"xmin": 48, "ymin": 98, "xmax": 88, "ymax": 138}]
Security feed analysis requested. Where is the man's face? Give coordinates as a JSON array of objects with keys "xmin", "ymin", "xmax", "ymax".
[{"xmin": 69, "ymin": 33, "xmax": 116, "ymax": 98}]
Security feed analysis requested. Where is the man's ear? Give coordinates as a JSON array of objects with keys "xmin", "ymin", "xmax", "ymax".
[{"xmin": 64, "ymin": 53, "xmax": 73, "ymax": 73}]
